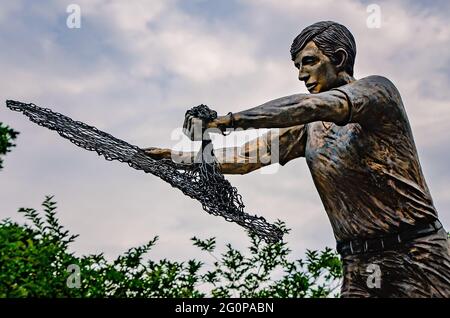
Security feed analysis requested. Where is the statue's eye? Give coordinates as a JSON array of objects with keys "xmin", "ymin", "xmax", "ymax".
[{"xmin": 302, "ymin": 56, "xmax": 316, "ymax": 65}]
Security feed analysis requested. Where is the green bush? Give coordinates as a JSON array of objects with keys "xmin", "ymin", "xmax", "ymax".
[
  {"xmin": 0, "ymin": 122, "xmax": 19, "ymax": 170},
  {"xmin": 0, "ymin": 196, "xmax": 343, "ymax": 298}
]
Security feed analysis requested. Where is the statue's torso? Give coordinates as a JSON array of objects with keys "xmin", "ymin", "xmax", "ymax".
[{"xmin": 303, "ymin": 77, "xmax": 437, "ymax": 242}]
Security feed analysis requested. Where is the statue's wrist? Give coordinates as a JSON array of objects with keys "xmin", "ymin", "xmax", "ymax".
[{"xmin": 209, "ymin": 112, "xmax": 234, "ymax": 132}]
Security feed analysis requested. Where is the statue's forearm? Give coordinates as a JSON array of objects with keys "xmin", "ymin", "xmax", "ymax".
[
  {"xmin": 215, "ymin": 145, "xmax": 270, "ymax": 175},
  {"xmin": 161, "ymin": 132, "xmax": 273, "ymax": 175},
  {"xmin": 214, "ymin": 91, "xmax": 349, "ymax": 130},
  {"xmin": 168, "ymin": 147, "xmax": 269, "ymax": 175}
]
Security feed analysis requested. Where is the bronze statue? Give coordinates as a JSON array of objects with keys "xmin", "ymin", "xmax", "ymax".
[{"xmin": 145, "ymin": 21, "xmax": 450, "ymax": 298}]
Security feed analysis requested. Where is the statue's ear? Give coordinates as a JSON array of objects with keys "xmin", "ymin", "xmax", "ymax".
[{"xmin": 334, "ymin": 48, "xmax": 348, "ymax": 71}]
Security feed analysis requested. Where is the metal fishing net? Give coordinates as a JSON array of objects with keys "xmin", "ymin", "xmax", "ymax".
[{"xmin": 6, "ymin": 100, "xmax": 283, "ymax": 243}]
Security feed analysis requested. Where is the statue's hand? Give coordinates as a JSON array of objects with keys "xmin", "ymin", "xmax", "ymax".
[
  {"xmin": 182, "ymin": 114, "xmax": 206, "ymax": 141},
  {"xmin": 143, "ymin": 147, "xmax": 172, "ymax": 160},
  {"xmin": 183, "ymin": 114, "xmax": 232, "ymax": 141}
]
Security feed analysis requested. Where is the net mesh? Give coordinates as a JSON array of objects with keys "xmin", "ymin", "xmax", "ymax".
[{"xmin": 6, "ymin": 100, "xmax": 283, "ymax": 243}]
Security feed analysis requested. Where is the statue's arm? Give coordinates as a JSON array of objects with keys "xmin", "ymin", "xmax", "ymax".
[
  {"xmin": 205, "ymin": 76, "xmax": 401, "ymax": 133},
  {"xmin": 205, "ymin": 91, "xmax": 350, "ymax": 132},
  {"xmin": 215, "ymin": 131, "xmax": 275, "ymax": 175},
  {"xmin": 144, "ymin": 125, "xmax": 306, "ymax": 175},
  {"xmin": 143, "ymin": 144, "xmax": 264, "ymax": 175}
]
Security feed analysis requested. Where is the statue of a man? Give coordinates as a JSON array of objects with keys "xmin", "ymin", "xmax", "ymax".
[{"xmin": 146, "ymin": 21, "xmax": 450, "ymax": 297}]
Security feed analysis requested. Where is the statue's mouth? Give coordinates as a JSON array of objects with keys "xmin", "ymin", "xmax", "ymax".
[{"xmin": 306, "ymin": 82, "xmax": 317, "ymax": 91}]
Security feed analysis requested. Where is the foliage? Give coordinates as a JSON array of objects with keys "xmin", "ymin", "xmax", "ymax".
[
  {"xmin": 0, "ymin": 122, "xmax": 19, "ymax": 170},
  {"xmin": 0, "ymin": 197, "xmax": 343, "ymax": 298}
]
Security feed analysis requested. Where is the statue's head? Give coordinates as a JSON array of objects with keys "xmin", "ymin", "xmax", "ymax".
[{"xmin": 291, "ymin": 21, "xmax": 356, "ymax": 94}]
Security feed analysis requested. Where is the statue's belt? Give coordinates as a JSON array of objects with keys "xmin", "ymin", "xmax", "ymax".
[{"xmin": 336, "ymin": 220, "xmax": 443, "ymax": 257}]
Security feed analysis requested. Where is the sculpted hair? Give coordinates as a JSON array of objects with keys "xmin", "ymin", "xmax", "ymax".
[{"xmin": 290, "ymin": 21, "xmax": 357, "ymax": 76}]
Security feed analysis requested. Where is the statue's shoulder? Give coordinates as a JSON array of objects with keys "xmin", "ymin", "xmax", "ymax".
[
  {"xmin": 355, "ymin": 75, "xmax": 402, "ymax": 100},
  {"xmin": 357, "ymin": 75, "xmax": 397, "ymax": 88}
]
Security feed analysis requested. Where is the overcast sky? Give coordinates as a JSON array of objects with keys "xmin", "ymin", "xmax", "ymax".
[{"xmin": 1, "ymin": 0, "xmax": 449, "ymax": 264}]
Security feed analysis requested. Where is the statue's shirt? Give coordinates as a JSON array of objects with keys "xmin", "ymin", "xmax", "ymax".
[{"xmin": 279, "ymin": 76, "xmax": 437, "ymax": 242}]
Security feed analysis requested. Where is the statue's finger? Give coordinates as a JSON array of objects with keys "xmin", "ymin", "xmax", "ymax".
[
  {"xmin": 183, "ymin": 115, "xmax": 193, "ymax": 137},
  {"xmin": 183, "ymin": 114, "xmax": 190, "ymax": 130},
  {"xmin": 143, "ymin": 147, "xmax": 157, "ymax": 153},
  {"xmin": 192, "ymin": 118, "xmax": 203, "ymax": 140},
  {"xmin": 182, "ymin": 120, "xmax": 189, "ymax": 137},
  {"xmin": 186, "ymin": 116, "xmax": 193, "ymax": 135}
]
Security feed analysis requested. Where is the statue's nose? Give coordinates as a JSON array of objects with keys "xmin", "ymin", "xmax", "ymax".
[{"xmin": 299, "ymin": 72, "xmax": 309, "ymax": 82}]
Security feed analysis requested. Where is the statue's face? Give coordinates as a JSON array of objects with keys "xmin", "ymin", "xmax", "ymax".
[{"xmin": 294, "ymin": 41, "xmax": 339, "ymax": 94}]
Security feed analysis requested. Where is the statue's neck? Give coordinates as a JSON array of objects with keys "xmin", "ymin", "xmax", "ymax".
[{"xmin": 335, "ymin": 72, "xmax": 355, "ymax": 87}]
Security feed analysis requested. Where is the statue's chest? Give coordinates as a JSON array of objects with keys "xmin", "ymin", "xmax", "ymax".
[{"xmin": 304, "ymin": 121, "xmax": 367, "ymax": 172}]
